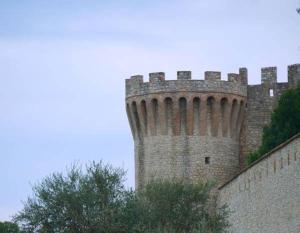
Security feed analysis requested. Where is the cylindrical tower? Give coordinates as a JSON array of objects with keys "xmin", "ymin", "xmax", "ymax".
[{"xmin": 126, "ymin": 70, "xmax": 247, "ymax": 188}]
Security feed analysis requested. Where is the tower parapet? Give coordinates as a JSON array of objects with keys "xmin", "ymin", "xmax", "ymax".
[{"xmin": 126, "ymin": 71, "xmax": 247, "ymax": 97}]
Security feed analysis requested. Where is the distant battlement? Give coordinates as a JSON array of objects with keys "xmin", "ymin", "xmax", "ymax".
[
  {"xmin": 288, "ymin": 63, "xmax": 300, "ymax": 87},
  {"xmin": 126, "ymin": 64, "xmax": 300, "ymax": 98},
  {"xmin": 260, "ymin": 64, "xmax": 300, "ymax": 87}
]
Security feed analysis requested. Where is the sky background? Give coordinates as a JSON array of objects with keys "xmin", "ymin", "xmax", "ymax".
[{"xmin": 0, "ymin": 0, "xmax": 300, "ymax": 221}]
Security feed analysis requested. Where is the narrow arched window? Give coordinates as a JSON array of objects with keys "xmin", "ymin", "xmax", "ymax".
[
  {"xmin": 179, "ymin": 97, "xmax": 187, "ymax": 134},
  {"xmin": 230, "ymin": 99, "xmax": 238, "ymax": 138},
  {"xmin": 220, "ymin": 98, "xmax": 229, "ymax": 137},
  {"xmin": 132, "ymin": 101, "xmax": 141, "ymax": 140},
  {"xmin": 164, "ymin": 97, "xmax": 173, "ymax": 135},
  {"xmin": 151, "ymin": 99, "xmax": 159, "ymax": 135},
  {"xmin": 207, "ymin": 96, "xmax": 216, "ymax": 136},
  {"xmin": 193, "ymin": 97, "xmax": 200, "ymax": 135},
  {"xmin": 140, "ymin": 100, "xmax": 148, "ymax": 136}
]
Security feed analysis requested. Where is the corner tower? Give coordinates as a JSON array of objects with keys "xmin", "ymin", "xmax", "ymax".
[{"xmin": 126, "ymin": 70, "xmax": 247, "ymax": 188}]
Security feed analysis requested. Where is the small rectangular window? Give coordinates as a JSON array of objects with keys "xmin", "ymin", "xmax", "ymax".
[
  {"xmin": 205, "ymin": 157, "xmax": 210, "ymax": 164},
  {"xmin": 269, "ymin": 89, "xmax": 274, "ymax": 97}
]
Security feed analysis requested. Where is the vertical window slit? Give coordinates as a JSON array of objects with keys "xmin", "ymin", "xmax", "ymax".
[{"xmin": 205, "ymin": 157, "xmax": 210, "ymax": 164}]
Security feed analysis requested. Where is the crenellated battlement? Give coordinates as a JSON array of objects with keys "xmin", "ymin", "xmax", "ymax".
[
  {"xmin": 288, "ymin": 63, "xmax": 300, "ymax": 87},
  {"xmin": 126, "ymin": 64, "xmax": 300, "ymax": 99},
  {"xmin": 261, "ymin": 66, "xmax": 277, "ymax": 85},
  {"xmin": 126, "ymin": 69, "xmax": 248, "ymax": 98}
]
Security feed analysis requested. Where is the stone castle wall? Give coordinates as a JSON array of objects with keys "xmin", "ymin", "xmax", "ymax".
[
  {"xmin": 240, "ymin": 64, "xmax": 300, "ymax": 167},
  {"xmin": 218, "ymin": 134, "xmax": 300, "ymax": 233},
  {"xmin": 126, "ymin": 70, "xmax": 247, "ymax": 187},
  {"xmin": 240, "ymin": 67, "xmax": 287, "ymax": 167}
]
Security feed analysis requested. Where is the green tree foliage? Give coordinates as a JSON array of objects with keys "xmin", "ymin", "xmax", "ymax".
[
  {"xmin": 0, "ymin": 221, "xmax": 20, "ymax": 233},
  {"xmin": 14, "ymin": 162, "xmax": 230, "ymax": 233},
  {"xmin": 130, "ymin": 180, "xmax": 230, "ymax": 233},
  {"xmin": 14, "ymin": 162, "xmax": 131, "ymax": 233},
  {"xmin": 247, "ymin": 86, "xmax": 300, "ymax": 165}
]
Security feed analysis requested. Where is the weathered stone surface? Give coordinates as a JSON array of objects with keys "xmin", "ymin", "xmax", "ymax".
[
  {"xmin": 218, "ymin": 134, "xmax": 300, "ymax": 233},
  {"xmin": 126, "ymin": 82, "xmax": 246, "ymax": 187}
]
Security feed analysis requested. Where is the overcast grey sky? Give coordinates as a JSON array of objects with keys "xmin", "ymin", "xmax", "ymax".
[{"xmin": 0, "ymin": 0, "xmax": 299, "ymax": 220}]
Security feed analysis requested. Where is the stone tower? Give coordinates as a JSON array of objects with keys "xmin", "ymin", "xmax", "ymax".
[
  {"xmin": 125, "ymin": 70, "xmax": 247, "ymax": 188},
  {"xmin": 125, "ymin": 64, "xmax": 300, "ymax": 188}
]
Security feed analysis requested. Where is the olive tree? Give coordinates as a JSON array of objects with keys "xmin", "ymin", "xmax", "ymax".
[
  {"xmin": 0, "ymin": 221, "xmax": 20, "ymax": 233},
  {"xmin": 14, "ymin": 162, "xmax": 230, "ymax": 233},
  {"xmin": 130, "ymin": 180, "xmax": 230, "ymax": 233},
  {"xmin": 14, "ymin": 162, "xmax": 132, "ymax": 233}
]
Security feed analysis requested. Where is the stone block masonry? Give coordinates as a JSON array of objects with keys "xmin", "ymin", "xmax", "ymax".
[
  {"xmin": 218, "ymin": 133, "xmax": 300, "ymax": 233},
  {"xmin": 240, "ymin": 64, "xmax": 300, "ymax": 168},
  {"xmin": 126, "ymin": 70, "xmax": 247, "ymax": 188}
]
